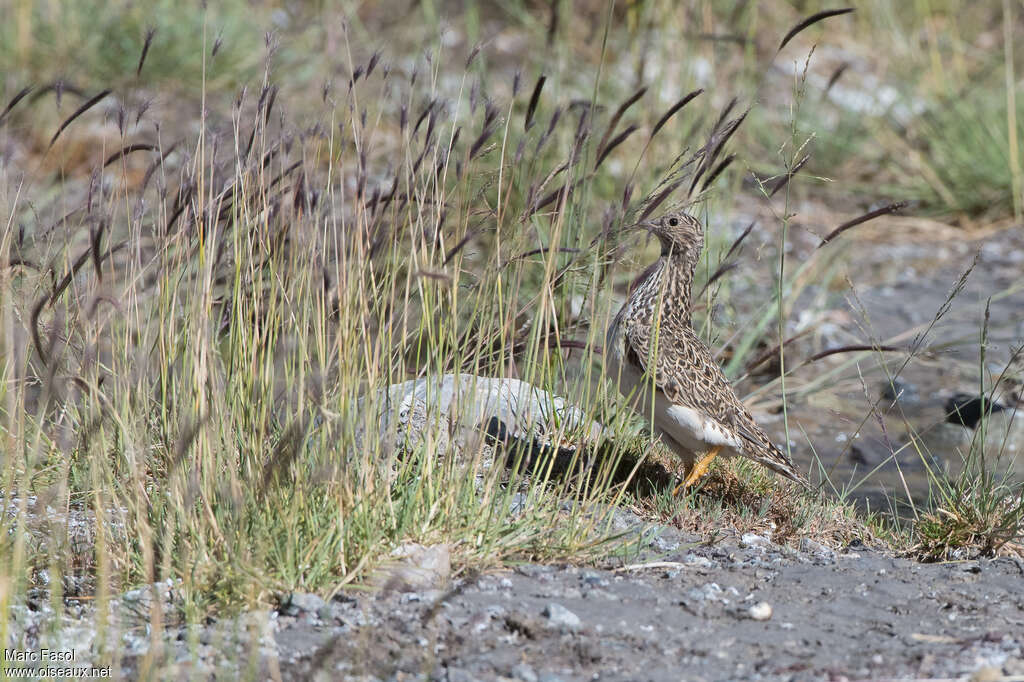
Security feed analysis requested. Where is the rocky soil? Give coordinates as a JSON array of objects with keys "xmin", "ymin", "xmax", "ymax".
[
  {"xmin": 728, "ymin": 213, "xmax": 1024, "ymax": 513},
  {"xmin": 8, "ymin": 510, "xmax": 1024, "ymax": 681},
  {"xmin": 254, "ymin": 523, "xmax": 1024, "ymax": 681}
]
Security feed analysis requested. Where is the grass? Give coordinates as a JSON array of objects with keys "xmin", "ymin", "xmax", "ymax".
[
  {"xmin": 0, "ymin": 0, "xmax": 271, "ymax": 88},
  {"xmin": 734, "ymin": 0, "xmax": 1024, "ymax": 221},
  {"xmin": 893, "ymin": 314, "xmax": 1024, "ymax": 561},
  {"xmin": 1, "ymin": 0, "xmax": 1022, "ymax": 673}
]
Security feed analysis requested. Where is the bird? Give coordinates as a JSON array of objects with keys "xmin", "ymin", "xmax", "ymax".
[{"xmin": 605, "ymin": 209, "xmax": 810, "ymax": 491}]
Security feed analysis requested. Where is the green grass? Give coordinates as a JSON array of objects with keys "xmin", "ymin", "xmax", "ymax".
[
  {"xmin": 892, "ymin": 314, "xmax": 1024, "ymax": 561},
  {"xmin": 1, "ymin": 0, "xmax": 1022, "ymax": 672},
  {"xmin": 0, "ymin": 0, "xmax": 272, "ymax": 89}
]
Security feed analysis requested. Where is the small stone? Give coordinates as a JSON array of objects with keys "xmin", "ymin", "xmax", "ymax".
[
  {"xmin": 445, "ymin": 668, "xmax": 477, "ymax": 682},
  {"xmin": 511, "ymin": 663, "xmax": 539, "ymax": 682},
  {"xmin": 800, "ymin": 538, "xmax": 837, "ymax": 564},
  {"xmin": 371, "ymin": 542, "xmax": 452, "ymax": 592},
  {"xmin": 509, "ymin": 493, "xmax": 528, "ymax": 514},
  {"xmin": 321, "ymin": 600, "xmax": 352, "ymax": 624},
  {"xmin": 366, "ymin": 375, "xmax": 604, "ymax": 465},
  {"xmin": 741, "ymin": 533, "xmax": 770, "ymax": 549},
  {"xmin": 1004, "ymin": 658, "xmax": 1024, "ymax": 675},
  {"xmin": 969, "ymin": 666, "xmax": 1004, "ymax": 682},
  {"xmin": 687, "ymin": 582, "xmax": 723, "ymax": 603},
  {"xmin": 542, "ymin": 603, "xmax": 582, "ymax": 630},
  {"xmin": 880, "ymin": 378, "xmax": 919, "ymax": 406},
  {"xmin": 286, "ymin": 592, "xmax": 326, "ymax": 615},
  {"xmin": 584, "ymin": 588, "xmax": 618, "ymax": 601},
  {"xmin": 684, "ymin": 554, "xmax": 715, "ymax": 570},
  {"xmin": 748, "ymin": 602, "xmax": 772, "ymax": 621},
  {"xmin": 650, "ymin": 534, "xmax": 680, "ymax": 552}
]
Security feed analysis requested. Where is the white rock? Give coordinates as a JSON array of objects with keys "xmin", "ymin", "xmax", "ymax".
[
  {"xmin": 741, "ymin": 533, "xmax": 771, "ymax": 549},
  {"xmin": 543, "ymin": 602, "xmax": 582, "ymax": 630},
  {"xmin": 748, "ymin": 602, "xmax": 773, "ymax": 621},
  {"xmin": 684, "ymin": 554, "xmax": 716, "ymax": 570},
  {"xmin": 359, "ymin": 374, "xmax": 605, "ymax": 460},
  {"xmin": 371, "ymin": 542, "xmax": 452, "ymax": 592}
]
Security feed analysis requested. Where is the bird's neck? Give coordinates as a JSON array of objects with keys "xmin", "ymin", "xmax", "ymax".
[{"xmin": 638, "ymin": 250, "xmax": 698, "ymax": 324}]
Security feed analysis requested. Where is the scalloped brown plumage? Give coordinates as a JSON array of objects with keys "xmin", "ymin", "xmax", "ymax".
[{"xmin": 606, "ymin": 210, "xmax": 809, "ymax": 490}]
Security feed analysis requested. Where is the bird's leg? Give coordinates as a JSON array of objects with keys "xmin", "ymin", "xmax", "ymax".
[{"xmin": 673, "ymin": 445, "xmax": 722, "ymax": 494}]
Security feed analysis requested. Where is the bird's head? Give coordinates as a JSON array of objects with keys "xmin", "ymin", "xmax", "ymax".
[{"xmin": 632, "ymin": 210, "xmax": 704, "ymax": 258}]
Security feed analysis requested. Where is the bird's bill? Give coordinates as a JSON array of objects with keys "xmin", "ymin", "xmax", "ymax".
[{"xmin": 625, "ymin": 218, "xmax": 659, "ymax": 233}]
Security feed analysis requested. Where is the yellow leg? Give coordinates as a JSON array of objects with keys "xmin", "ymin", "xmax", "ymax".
[{"xmin": 673, "ymin": 445, "xmax": 722, "ymax": 495}]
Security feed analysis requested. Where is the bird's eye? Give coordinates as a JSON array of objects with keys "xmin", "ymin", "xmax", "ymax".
[{"xmin": 668, "ymin": 217, "xmax": 679, "ymax": 227}]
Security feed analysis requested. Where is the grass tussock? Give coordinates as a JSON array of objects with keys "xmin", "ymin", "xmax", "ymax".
[
  {"xmin": 906, "ymin": 341, "xmax": 1024, "ymax": 561},
  {"xmin": 663, "ymin": 459, "xmax": 871, "ymax": 549},
  {"xmin": 911, "ymin": 476, "xmax": 1024, "ymax": 561}
]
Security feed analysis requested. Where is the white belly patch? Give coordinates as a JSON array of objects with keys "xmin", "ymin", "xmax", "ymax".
[{"xmin": 606, "ymin": 330, "xmax": 742, "ymax": 455}]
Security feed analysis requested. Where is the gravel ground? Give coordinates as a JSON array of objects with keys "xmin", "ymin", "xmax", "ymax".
[
  {"xmin": 11, "ymin": 512, "xmax": 1006, "ymax": 681},
  {"xmin": 268, "ymin": 529, "xmax": 1024, "ymax": 681}
]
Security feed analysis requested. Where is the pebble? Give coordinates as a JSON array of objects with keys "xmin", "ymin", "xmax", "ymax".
[
  {"xmin": 1004, "ymin": 658, "xmax": 1024, "ymax": 675},
  {"xmin": 286, "ymin": 592, "xmax": 326, "ymax": 615},
  {"xmin": 584, "ymin": 588, "xmax": 618, "ymax": 601},
  {"xmin": 543, "ymin": 603, "xmax": 582, "ymax": 631},
  {"xmin": 748, "ymin": 602, "xmax": 773, "ymax": 621},
  {"xmin": 969, "ymin": 667, "xmax": 1004, "ymax": 682},
  {"xmin": 538, "ymin": 674, "xmax": 567, "ymax": 682},
  {"xmin": 372, "ymin": 542, "xmax": 452, "ymax": 591},
  {"xmin": 880, "ymin": 378, "xmax": 919, "ymax": 406},
  {"xmin": 650, "ymin": 534, "xmax": 680, "ymax": 552},
  {"xmin": 687, "ymin": 583, "xmax": 725, "ymax": 604},
  {"xmin": 741, "ymin": 533, "xmax": 771, "ymax": 549},
  {"xmin": 800, "ymin": 538, "xmax": 838, "ymax": 564},
  {"xmin": 509, "ymin": 493, "xmax": 528, "ymax": 514},
  {"xmin": 511, "ymin": 662, "xmax": 539, "ymax": 682},
  {"xmin": 684, "ymin": 553, "xmax": 716, "ymax": 570},
  {"xmin": 445, "ymin": 667, "xmax": 477, "ymax": 682}
]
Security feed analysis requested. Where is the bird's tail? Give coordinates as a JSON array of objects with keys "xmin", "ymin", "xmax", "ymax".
[{"xmin": 765, "ymin": 445, "xmax": 813, "ymax": 491}]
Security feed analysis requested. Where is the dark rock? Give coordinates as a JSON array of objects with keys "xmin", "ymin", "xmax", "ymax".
[{"xmin": 945, "ymin": 393, "xmax": 1007, "ymax": 429}]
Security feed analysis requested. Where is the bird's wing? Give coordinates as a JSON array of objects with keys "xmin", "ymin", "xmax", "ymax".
[
  {"xmin": 622, "ymin": 318, "xmax": 809, "ymax": 487},
  {"xmin": 621, "ymin": 317, "xmax": 738, "ymax": 424}
]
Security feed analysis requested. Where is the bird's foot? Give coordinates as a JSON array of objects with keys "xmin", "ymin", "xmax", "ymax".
[{"xmin": 673, "ymin": 445, "xmax": 721, "ymax": 495}]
